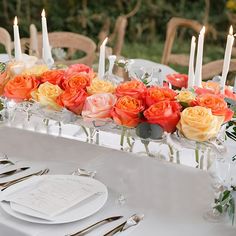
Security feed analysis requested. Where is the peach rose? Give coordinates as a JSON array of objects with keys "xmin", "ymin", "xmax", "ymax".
[
  {"xmin": 176, "ymin": 90, "xmax": 196, "ymax": 104},
  {"xmin": 62, "ymin": 73, "xmax": 91, "ymax": 91},
  {"xmin": 0, "ymin": 71, "xmax": 10, "ymax": 96},
  {"xmin": 65, "ymin": 63, "xmax": 95, "ymax": 80},
  {"xmin": 146, "ymin": 86, "xmax": 177, "ymax": 107},
  {"xmin": 21, "ymin": 65, "xmax": 49, "ymax": 77},
  {"xmin": 31, "ymin": 82, "xmax": 63, "ymax": 110},
  {"xmin": 111, "ymin": 95, "xmax": 145, "ymax": 127},
  {"xmin": 195, "ymin": 81, "xmax": 220, "ymax": 96},
  {"xmin": 57, "ymin": 88, "xmax": 87, "ymax": 115},
  {"xmin": 193, "ymin": 94, "xmax": 233, "ymax": 122},
  {"xmin": 82, "ymin": 93, "xmax": 117, "ymax": 121},
  {"xmin": 177, "ymin": 106, "xmax": 224, "ymax": 142},
  {"xmin": 144, "ymin": 101, "xmax": 181, "ymax": 133},
  {"xmin": 115, "ymin": 80, "xmax": 146, "ymax": 101},
  {"xmin": 87, "ymin": 78, "xmax": 116, "ymax": 95},
  {"xmin": 4, "ymin": 75, "xmax": 39, "ymax": 101},
  {"xmin": 40, "ymin": 70, "xmax": 65, "ymax": 87}
]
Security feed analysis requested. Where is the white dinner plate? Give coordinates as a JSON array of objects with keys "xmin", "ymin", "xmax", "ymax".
[{"xmin": 0, "ymin": 175, "xmax": 108, "ymax": 224}]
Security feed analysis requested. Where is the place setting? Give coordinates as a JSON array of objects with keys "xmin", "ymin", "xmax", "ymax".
[{"xmin": 0, "ymin": 157, "xmax": 144, "ymax": 236}]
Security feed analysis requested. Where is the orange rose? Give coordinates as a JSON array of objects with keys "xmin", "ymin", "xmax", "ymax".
[
  {"xmin": 57, "ymin": 88, "xmax": 87, "ymax": 115},
  {"xmin": 115, "ymin": 80, "xmax": 146, "ymax": 101},
  {"xmin": 194, "ymin": 94, "xmax": 233, "ymax": 122},
  {"xmin": 111, "ymin": 95, "xmax": 145, "ymax": 127},
  {"xmin": 144, "ymin": 101, "xmax": 181, "ymax": 133},
  {"xmin": 65, "ymin": 63, "xmax": 95, "ymax": 80},
  {"xmin": 62, "ymin": 73, "xmax": 91, "ymax": 90},
  {"xmin": 146, "ymin": 86, "xmax": 177, "ymax": 107},
  {"xmin": 40, "ymin": 70, "xmax": 65, "ymax": 87},
  {"xmin": 4, "ymin": 75, "xmax": 39, "ymax": 101}
]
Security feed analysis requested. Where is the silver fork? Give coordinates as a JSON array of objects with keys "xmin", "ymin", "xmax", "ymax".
[{"xmin": 0, "ymin": 168, "xmax": 50, "ymax": 191}]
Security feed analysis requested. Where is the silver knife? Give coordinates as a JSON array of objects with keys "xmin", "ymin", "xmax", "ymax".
[
  {"xmin": 0, "ymin": 167, "xmax": 30, "ymax": 177},
  {"xmin": 103, "ymin": 214, "xmax": 144, "ymax": 236},
  {"xmin": 66, "ymin": 216, "xmax": 123, "ymax": 236}
]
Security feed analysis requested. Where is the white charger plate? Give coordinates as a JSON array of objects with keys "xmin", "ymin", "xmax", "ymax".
[{"xmin": 0, "ymin": 175, "xmax": 108, "ymax": 224}]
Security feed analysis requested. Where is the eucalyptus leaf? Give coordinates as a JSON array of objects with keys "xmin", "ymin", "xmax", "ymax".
[
  {"xmin": 225, "ymin": 97, "xmax": 236, "ymax": 106},
  {"xmin": 149, "ymin": 124, "xmax": 164, "ymax": 140},
  {"xmin": 136, "ymin": 122, "xmax": 151, "ymax": 139}
]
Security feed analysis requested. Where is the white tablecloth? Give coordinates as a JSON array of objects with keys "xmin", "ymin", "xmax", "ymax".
[{"xmin": 0, "ymin": 127, "xmax": 235, "ymax": 236}]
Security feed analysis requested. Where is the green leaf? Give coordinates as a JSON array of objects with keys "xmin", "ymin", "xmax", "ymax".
[
  {"xmin": 214, "ymin": 204, "xmax": 223, "ymax": 213},
  {"xmin": 222, "ymin": 190, "xmax": 231, "ymax": 202},
  {"xmin": 228, "ymin": 198, "xmax": 235, "ymax": 225},
  {"xmin": 179, "ymin": 102, "xmax": 189, "ymax": 108}
]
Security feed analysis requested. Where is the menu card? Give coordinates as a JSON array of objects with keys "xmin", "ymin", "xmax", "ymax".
[{"xmin": 6, "ymin": 176, "xmax": 98, "ymax": 217}]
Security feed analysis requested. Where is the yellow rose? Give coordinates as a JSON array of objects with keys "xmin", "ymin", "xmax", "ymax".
[
  {"xmin": 176, "ymin": 90, "xmax": 195, "ymax": 104},
  {"xmin": 86, "ymin": 78, "xmax": 115, "ymax": 95},
  {"xmin": 177, "ymin": 106, "xmax": 224, "ymax": 142},
  {"xmin": 31, "ymin": 82, "xmax": 63, "ymax": 110},
  {"xmin": 22, "ymin": 65, "xmax": 49, "ymax": 77}
]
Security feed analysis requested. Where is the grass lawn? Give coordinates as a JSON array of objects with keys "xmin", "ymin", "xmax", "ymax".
[{"xmin": 122, "ymin": 38, "xmax": 226, "ymax": 75}]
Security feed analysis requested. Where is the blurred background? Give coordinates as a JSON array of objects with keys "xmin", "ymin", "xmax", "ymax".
[{"xmin": 0, "ymin": 0, "xmax": 235, "ymax": 74}]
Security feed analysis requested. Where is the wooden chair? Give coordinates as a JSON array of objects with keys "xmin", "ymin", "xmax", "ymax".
[
  {"xmin": 202, "ymin": 59, "xmax": 236, "ymax": 80},
  {"xmin": 161, "ymin": 17, "xmax": 203, "ymax": 66},
  {"xmin": 37, "ymin": 32, "xmax": 96, "ymax": 66},
  {"xmin": 98, "ymin": 0, "xmax": 141, "ymax": 56},
  {"xmin": 0, "ymin": 27, "xmax": 12, "ymax": 56}
]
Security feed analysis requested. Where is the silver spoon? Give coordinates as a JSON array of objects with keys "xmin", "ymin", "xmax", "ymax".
[{"xmin": 103, "ymin": 213, "xmax": 144, "ymax": 236}]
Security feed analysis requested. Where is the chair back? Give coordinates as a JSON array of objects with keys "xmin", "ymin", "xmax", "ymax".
[
  {"xmin": 161, "ymin": 17, "xmax": 202, "ymax": 66},
  {"xmin": 0, "ymin": 27, "xmax": 12, "ymax": 56},
  {"xmin": 38, "ymin": 32, "xmax": 96, "ymax": 66}
]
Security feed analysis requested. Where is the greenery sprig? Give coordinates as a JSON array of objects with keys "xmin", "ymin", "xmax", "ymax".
[{"xmin": 214, "ymin": 189, "xmax": 235, "ymax": 225}]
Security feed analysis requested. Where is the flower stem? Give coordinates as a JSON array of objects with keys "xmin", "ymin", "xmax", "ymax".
[
  {"xmin": 168, "ymin": 144, "xmax": 174, "ymax": 162},
  {"xmin": 195, "ymin": 148, "xmax": 199, "ymax": 167},
  {"xmin": 120, "ymin": 126, "xmax": 127, "ymax": 150}
]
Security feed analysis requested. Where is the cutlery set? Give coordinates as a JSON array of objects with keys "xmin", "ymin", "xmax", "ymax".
[
  {"xmin": 66, "ymin": 214, "xmax": 144, "ymax": 236},
  {"xmin": 0, "ymin": 157, "xmax": 144, "ymax": 235}
]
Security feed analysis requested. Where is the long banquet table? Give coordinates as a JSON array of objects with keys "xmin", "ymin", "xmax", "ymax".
[{"xmin": 0, "ymin": 126, "xmax": 235, "ymax": 236}]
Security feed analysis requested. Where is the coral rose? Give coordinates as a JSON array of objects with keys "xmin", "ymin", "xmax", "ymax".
[
  {"xmin": 115, "ymin": 80, "xmax": 146, "ymax": 101},
  {"xmin": 87, "ymin": 78, "xmax": 116, "ymax": 95},
  {"xmin": 146, "ymin": 86, "xmax": 177, "ymax": 107},
  {"xmin": 111, "ymin": 95, "xmax": 145, "ymax": 127},
  {"xmin": 176, "ymin": 90, "xmax": 196, "ymax": 104},
  {"xmin": 40, "ymin": 70, "xmax": 65, "ymax": 87},
  {"xmin": 144, "ymin": 101, "xmax": 181, "ymax": 133},
  {"xmin": 31, "ymin": 82, "xmax": 63, "ymax": 110},
  {"xmin": 65, "ymin": 63, "xmax": 95, "ymax": 80},
  {"xmin": 166, "ymin": 74, "xmax": 188, "ymax": 88},
  {"xmin": 4, "ymin": 75, "xmax": 39, "ymax": 101},
  {"xmin": 82, "ymin": 93, "xmax": 117, "ymax": 121},
  {"xmin": 225, "ymin": 87, "xmax": 236, "ymax": 101},
  {"xmin": 57, "ymin": 88, "xmax": 87, "ymax": 115},
  {"xmin": 177, "ymin": 106, "xmax": 224, "ymax": 142},
  {"xmin": 63, "ymin": 73, "xmax": 91, "ymax": 91},
  {"xmin": 193, "ymin": 94, "xmax": 233, "ymax": 122}
]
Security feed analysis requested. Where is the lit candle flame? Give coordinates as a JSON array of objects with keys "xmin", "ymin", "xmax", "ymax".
[
  {"xmin": 200, "ymin": 26, "xmax": 205, "ymax": 35},
  {"xmin": 41, "ymin": 9, "xmax": 45, "ymax": 17},
  {"xmin": 14, "ymin": 16, "xmax": 18, "ymax": 25},
  {"xmin": 229, "ymin": 25, "xmax": 233, "ymax": 35}
]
